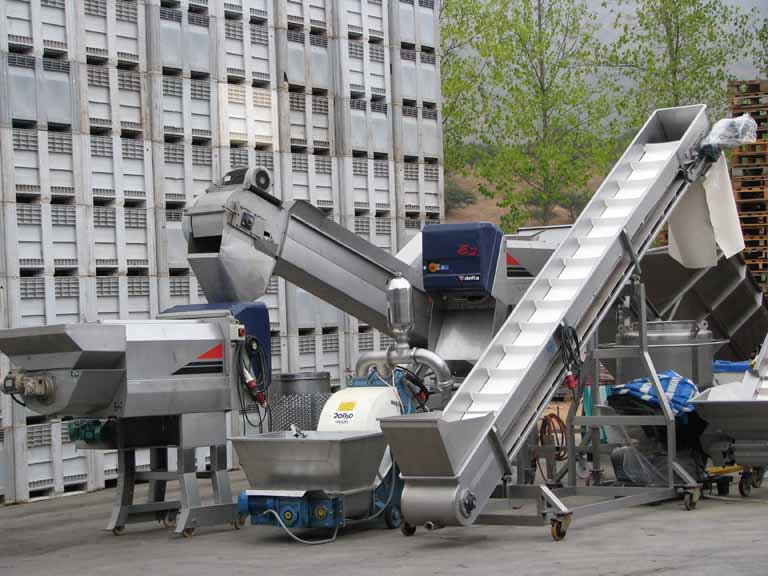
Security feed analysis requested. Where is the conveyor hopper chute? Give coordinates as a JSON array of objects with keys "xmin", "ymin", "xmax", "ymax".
[{"xmin": 232, "ymin": 431, "xmax": 388, "ymax": 494}]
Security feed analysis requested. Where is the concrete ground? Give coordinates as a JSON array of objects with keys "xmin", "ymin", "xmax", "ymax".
[{"xmin": 1, "ymin": 471, "xmax": 767, "ymax": 576}]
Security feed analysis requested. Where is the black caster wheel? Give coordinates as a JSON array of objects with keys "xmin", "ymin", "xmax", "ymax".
[
  {"xmin": 550, "ymin": 520, "xmax": 568, "ymax": 541},
  {"xmin": 739, "ymin": 476, "xmax": 752, "ymax": 498},
  {"xmin": 112, "ymin": 526, "xmax": 126, "ymax": 536},
  {"xmin": 181, "ymin": 527, "xmax": 196, "ymax": 538},
  {"xmin": 162, "ymin": 512, "xmax": 177, "ymax": 529},
  {"xmin": 752, "ymin": 468, "xmax": 764, "ymax": 488},
  {"xmin": 384, "ymin": 505, "xmax": 402, "ymax": 530},
  {"xmin": 683, "ymin": 491, "xmax": 697, "ymax": 510},
  {"xmin": 401, "ymin": 522, "xmax": 416, "ymax": 537},
  {"xmin": 716, "ymin": 478, "xmax": 730, "ymax": 496}
]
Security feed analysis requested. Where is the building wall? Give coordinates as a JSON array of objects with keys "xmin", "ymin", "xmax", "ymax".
[{"xmin": 0, "ymin": 0, "xmax": 442, "ymax": 502}]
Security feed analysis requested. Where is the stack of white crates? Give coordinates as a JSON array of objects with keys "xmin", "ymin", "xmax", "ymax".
[{"xmin": 0, "ymin": 0, "xmax": 442, "ymax": 503}]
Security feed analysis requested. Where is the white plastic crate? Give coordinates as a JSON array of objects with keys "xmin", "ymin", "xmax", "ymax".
[
  {"xmin": 161, "ymin": 76, "xmax": 213, "ymax": 145},
  {"xmin": 90, "ymin": 135, "xmax": 154, "ymax": 206},
  {"xmin": 157, "ymin": 5, "xmax": 211, "ymax": 75},
  {"xmin": 90, "ymin": 206, "xmax": 155, "ymax": 273},
  {"xmin": 95, "ymin": 275, "xmax": 120, "ymax": 320},
  {"xmin": 390, "ymin": 0, "xmax": 437, "ymax": 48},
  {"xmin": 5, "ymin": 203, "xmax": 92, "ymax": 276},
  {"xmin": 275, "ymin": 22, "xmax": 332, "ymax": 92},
  {"xmin": 336, "ymin": 96, "xmax": 392, "ymax": 155},
  {"xmin": 103, "ymin": 448, "xmax": 148, "ymax": 480},
  {"xmin": 156, "ymin": 206, "xmax": 192, "ymax": 272},
  {"xmin": 4, "ymin": 54, "xmax": 74, "ymax": 127},
  {"xmin": 26, "ymin": 421, "xmax": 88, "ymax": 495},
  {"xmin": 157, "ymin": 274, "xmax": 207, "ymax": 312},
  {"xmin": 374, "ymin": 214, "xmax": 394, "ymax": 251},
  {"xmin": 277, "ymin": 151, "xmax": 338, "ymax": 209},
  {"xmin": 112, "ymin": 68, "xmax": 147, "ymax": 133},
  {"xmin": 94, "ymin": 275, "xmax": 158, "ymax": 320},
  {"xmin": 335, "ymin": 36, "xmax": 391, "ymax": 100},
  {"xmin": 125, "ymin": 275, "xmax": 157, "ymax": 319},
  {"xmin": 339, "ymin": 156, "xmax": 394, "ymax": 212},
  {"xmin": 3, "ymin": 130, "xmax": 137, "ymax": 205}
]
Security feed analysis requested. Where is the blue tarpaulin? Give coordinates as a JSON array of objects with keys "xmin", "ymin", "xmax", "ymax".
[
  {"xmin": 712, "ymin": 360, "xmax": 750, "ymax": 373},
  {"xmin": 611, "ymin": 370, "xmax": 699, "ymax": 417}
]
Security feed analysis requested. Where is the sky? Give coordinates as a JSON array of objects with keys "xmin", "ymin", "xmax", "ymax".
[{"xmin": 596, "ymin": 0, "xmax": 767, "ymax": 79}]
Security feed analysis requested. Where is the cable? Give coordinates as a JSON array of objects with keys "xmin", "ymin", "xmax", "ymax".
[
  {"xmin": 10, "ymin": 394, "xmax": 26, "ymax": 407},
  {"xmin": 397, "ymin": 366, "xmax": 431, "ymax": 405},
  {"xmin": 236, "ymin": 342, "xmax": 266, "ymax": 433},
  {"xmin": 262, "ymin": 509, "xmax": 340, "ymax": 545},
  {"xmin": 539, "ymin": 413, "xmax": 568, "ymax": 461},
  {"xmin": 558, "ymin": 322, "xmax": 583, "ymax": 392}
]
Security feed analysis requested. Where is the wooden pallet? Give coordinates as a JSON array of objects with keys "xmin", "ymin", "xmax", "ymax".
[
  {"xmin": 732, "ymin": 166, "xmax": 768, "ymax": 177},
  {"xmin": 745, "ymin": 259, "xmax": 768, "ymax": 272},
  {"xmin": 739, "ymin": 211, "xmax": 768, "ymax": 226},
  {"xmin": 729, "ymin": 80, "xmax": 768, "ymax": 96},
  {"xmin": 733, "ymin": 175, "xmax": 768, "ymax": 189},
  {"xmin": 732, "ymin": 155, "xmax": 768, "ymax": 167},
  {"xmin": 743, "ymin": 236, "xmax": 768, "ymax": 249},
  {"xmin": 733, "ymin": 142, "xmax": 768, "ymax": 155}
]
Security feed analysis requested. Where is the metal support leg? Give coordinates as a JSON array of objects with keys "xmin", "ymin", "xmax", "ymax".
[
  {"xmin": 107, "ymin": 449, "xmax": 135, "ymax": 532},
  {"xmin": 174, "ymin": 448, "xmax": 201, "ymax": 535},
  {"xmin": 210, "ymin": 444, "xmax": 232, "ymax": 505},
  {"xmin": 590, "ymin": 338, "xmax": 602, "ymax": 484},
  {"xmin": 147, "ymin": 448, "xmax": 168, "ymax": 504},
  {"xmin": 147, "ymin": 447, "xmax": 171, "ymax": 525}
]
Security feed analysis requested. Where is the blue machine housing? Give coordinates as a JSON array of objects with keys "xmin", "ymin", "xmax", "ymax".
[
  {"xmin": 164, "ymin": 302, "xmax": 271, "ymax": 378},
  {"xmin": 422, "ymin": 222, "xmax": 503, "ymax": 296}
]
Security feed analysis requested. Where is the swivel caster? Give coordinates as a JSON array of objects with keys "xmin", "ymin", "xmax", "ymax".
[
  {"xmin": 162, "ymin": 512, "xmax": 177, "ymax": 529},
  {"xmin": 752, "ymin": 468, "xmax": 764, "ymax": 488},
  {"xmin": 233, "ymin": 514, "xmax": 248, "ymax": 530},
  {"xmin": 550, "ymin": 520, "xmax": 568, "ymax": 541},
  {"xmin": 181, "ymin": 527, "xmax": 196, "ymax": 538},
  {"xmin": 400, "ymin": 522, "xmax": 416, "ymax": 537},
  {"xmin": 111, "ymin": 526, "xmax": 126, "ymax": 536},
  {"xmin": 384, "ymin": 505, "xmax": 402, "ymax": 530},
  {"xmin": 739, "ymin": 476, "xmax": 752, "ymax": 498},
  {"xmin": 683, "ymin": 491, "xmax": 697, "ymax": 510}
]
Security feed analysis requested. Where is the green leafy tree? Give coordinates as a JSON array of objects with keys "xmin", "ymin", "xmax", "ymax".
[
  {"xmin": 444, "ymin": 177, "xmax": 478, "ymax": 213},
  {"xmin": 473, "ymin": 0, "xmax": 617, "ymax": 230},
  {"xmin": 606, "ymin": 0, "xmax": 754, "ymax": 126},
  {"xmin": 756, "ymin": 18, "xmax": 768, "ymax": 78},
  {"xmin": 440, "ymin": 0, "xmax": 506, "ymax": 173}
]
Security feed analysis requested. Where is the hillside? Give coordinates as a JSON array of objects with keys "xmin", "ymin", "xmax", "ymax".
[{"xmin": 444, "ymin": 172, "xmax": 577, "ymax": 228}]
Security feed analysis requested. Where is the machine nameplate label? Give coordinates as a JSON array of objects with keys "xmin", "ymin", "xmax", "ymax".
[{"xmin": 333, "ymin": 401, "xmax": 356, "ymax": 424}]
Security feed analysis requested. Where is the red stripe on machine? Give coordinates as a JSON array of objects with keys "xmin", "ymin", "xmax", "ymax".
[{"xmin": 198, "ymin": 343, "xmax": 224, "ymax": 360}]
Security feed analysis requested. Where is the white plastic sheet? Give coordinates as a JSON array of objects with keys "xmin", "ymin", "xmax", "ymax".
[{"xmin": 668, "ymin": 154, "xmax": 744, "ymax": 269}]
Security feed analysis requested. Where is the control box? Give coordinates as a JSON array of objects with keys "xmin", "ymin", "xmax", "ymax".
[{"xmin": 422, "ymin": 222, "xmax": 503, "ymax": 296}]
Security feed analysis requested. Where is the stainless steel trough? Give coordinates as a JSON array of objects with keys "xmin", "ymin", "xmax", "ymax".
[{"xmin": 231, "ymin": 431, "xmax": 387, "ymax": 494}]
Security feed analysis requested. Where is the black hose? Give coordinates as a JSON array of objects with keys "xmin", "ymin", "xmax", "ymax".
[
  {"xmin": 559, "ymin": 322, "xmax": 583, "ymax": 374},
  {"xmin": 10, "ymin": 394, "xmax": 26, "ymax": 407}
]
